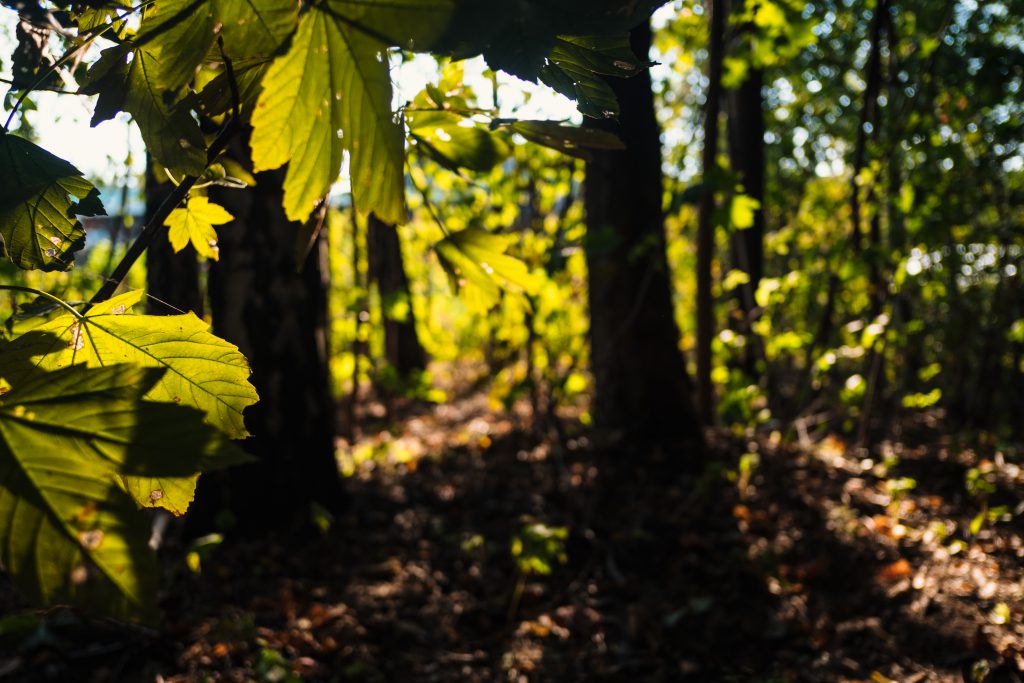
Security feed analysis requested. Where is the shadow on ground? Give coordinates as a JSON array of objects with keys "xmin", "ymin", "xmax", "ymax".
[{"xmin": 2, "ymin": 411, "xmax": 1021, "ymax": 682}]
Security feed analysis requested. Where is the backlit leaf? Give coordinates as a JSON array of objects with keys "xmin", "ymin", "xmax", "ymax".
[
  {"xmin": 0, "ymin": 291, "xmax": 258, "ymax": 439},
  {"xmin": 250, "ymin": 6, "xmax": 404, "ymax": 223},
  {"xmin": 501, "ymin": 119, "xmax": 624, "ymax": 161},
  {"xmin": 80, "ymin": 45, "xmax": 207, "ymax": 174},
  {"xmin": 0, "ymin": 132, "xmax": 104, "ymax": 271},
  {"xmin": 434, "ymin": 228, "xmax": 541, "ymax": 312},
  {"xmin": 164, "ymin": 196, "xmax": 234, "ymax": 261},
  {"xmin": 408, "ymin": 110, "xmax": 509, "ymax": 172},
  {"xmin": 134, "ymin": 0, "xmax": 298, "ymax": 92},
  {"xmin": 539, "ymin": 35, "xmax": 644, "ymax": 119},
  {"xmin": 0, "ymin": 364, "xmax": 247, "ymax": 620}
]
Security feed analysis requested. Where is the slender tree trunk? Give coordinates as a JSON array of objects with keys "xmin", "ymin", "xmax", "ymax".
[
  {"xmin": 726, "ymin": 68, "xmax": 765, "ymax": 316},
  {"xmin": 726, "ymin": 63, "xmax": 766, "ymax": 377},
  {"xmin": 696, "ymin": 0, "xmax": 726, "ymax": 425},
  {"xmin": 366, "ymin": 213, "xmax": 427, "ymax": 380},
  {"xmin": 144, "ymin": 161, "xmax": 203, "ymax": 316},
  {"xmin": 190, "ymin": 133, "xmax": 343, "ymax": 533},
  {"xmin": 583, "ymin": 22, "xmax": 701, "ymax": 449}
]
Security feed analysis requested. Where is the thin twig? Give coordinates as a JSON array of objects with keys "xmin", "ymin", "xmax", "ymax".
[
  {"xmin": 88, "ymin": 117, "xmax": 240, "ymax": 306},
  {"xmin": 409, "ymin": 165, "xmax": 450, "ymax": 236},
  {"xmin": 0, "ymin": 285, "xmax": 84, "ymax": 318}
]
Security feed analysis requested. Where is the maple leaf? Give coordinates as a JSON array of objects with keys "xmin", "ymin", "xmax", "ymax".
[{"xmin": 163, "ymin": 196, "xmax": 234, "ymax": 261}]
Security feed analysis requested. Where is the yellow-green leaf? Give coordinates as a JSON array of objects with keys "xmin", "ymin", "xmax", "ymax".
[
  {"xmin": 0, "ymin": 293, "xmax": 258, "ymax": 439},
  {"xmin": 135, "ymin": 0, "xmax": 298, "ymax": 92},
  {"xmin": 434, "ymin": 228, "xmax": 541, "ymax": 312},
  {"xmin": 250, "ymin": 6, "xmax": 404, "ymax": 223},
  {"xmin": 0, "ymin": 364, "xmax": 247, "ymax": 620},
  {"xmin": 164, "ymin": 196, "xmax": 234, "ymax": 261}
]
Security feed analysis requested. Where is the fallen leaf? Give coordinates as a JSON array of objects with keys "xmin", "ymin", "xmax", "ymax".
[{"xmin": 877, "ymin": 559, "xmax": 913, "ymax": 582}]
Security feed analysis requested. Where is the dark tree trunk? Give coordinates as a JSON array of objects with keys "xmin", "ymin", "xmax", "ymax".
[
  {"xmin": 366, "ymin": 213, "xmax": 427, "ymax": 380},
  {"xmin": 696, "ymin": 0, "xmax": 726, "ymax": 425},
  {"xmin": 144, "ymin": 162, "xmax": 203, "ymax": 316},
  {"xmin": 726, "ymin": 67, "xmax": 765, "ymax": 315},
  {"xmin": 583, "ymin": 22, "xmax": 701, "ymax": 449},
  {"xmin": 190, "ymin": 134, "xmax": 343, "ymax": 533}
]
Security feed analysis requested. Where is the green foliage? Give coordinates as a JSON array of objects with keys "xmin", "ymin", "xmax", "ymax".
[
  {"xmin": 408, "ymin": 110, "xmax": 509, "ymax": 173},
  {"xmin": 0, "ymin": 364, "xmax": 249, "ymax": 621},
  {"xmin": 80, "ymin": 43, "xmax": 208, "ymax": 174},
  {"xmin": 434, "ymin": 227, "xmax": 542, "ymax": 313},
  {"xmin": 539, "ymin": 35, "xmax": 646, "ymax": 119},
  {"xmin": 0, "ymin": 0, "xmax": 658, "ymax": 623},
  {"xmin": 0, "ymin": 289, "xmax": 258, "ymax": 440},
  {"xmin": 250, "ymin": 4, "xmax": 404, "ymax": 223},
  {"xmin": 164, "ymin": 195, "xmax": 233, "ymax": 261},
  {"xmin": 511, "ymin": 521, "xmax": 567, "ymax": 576},
  {"xmin": 0, "ymin": 132, "xmax": 102, "ymax": 270},
  {"xmin": 499, "ymin": 119, "xmax": 625, "ymax": 160}
]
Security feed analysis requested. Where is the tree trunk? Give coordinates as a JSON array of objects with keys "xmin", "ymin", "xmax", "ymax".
[
  {"xmin": 696, "ymin": 0, "xmax": 726, "ymax": 425},
  {"xmin": 144, "ymin": 162, "xmax": 203, "ymax": 316},
  {"xmin": 190, "ymin": 134, "xmax": 343, "ymax": 533},
  {"xmin": 726, "ymin": 68, "xmax": 765, "ymax": 317},
  {"xmin": 583, "ymin": 21, "xmax": 701, "ymax": 449},
  {"xmin": 366, "ymin": 213, "xmax": 427, "ymax": 380}
]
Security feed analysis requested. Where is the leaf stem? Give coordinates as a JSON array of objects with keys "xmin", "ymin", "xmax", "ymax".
[
  {"xmin": 0, "ymin": 285, "xmax": 84, "ymax": 319},
  {"xmin": 409, "ymin": 163, "xmax": 450, "ymax": 236}
]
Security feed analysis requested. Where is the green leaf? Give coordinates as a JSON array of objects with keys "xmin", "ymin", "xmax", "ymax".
[
  {"xmin": 539, "ymin": 35, "xmax": 644, "ymax": 119},
  {"xmin": 0, "ymin": 132, "xmax": 104, "ymax": 271},
  {"xmin": 408, "ymin": 111, "xmax": 509, "ymax": 172},
  {"xmin": 501, "ymin": 119, "xmax": 624, "ymax": 160},
  {"xmin": 0, "ymin": 364, "xmax": 246, "ymax": 620},
  {"xmin": 321, "ymin": 0, "xmax": 455, "ymax": 50},
  {"xmin": 0, "ymin": 291, "xmax": 258, "ymax": 439},
  {"xmin": 433, "ymin": 1, "xmax": 662, "ymax": 80},
  {"xmin": 80, "ymin": 45, "xmax": 207, "ymax": 174},
  {"xmin": 189, "ymin": 58, "xmax": 272, "ymax": 119},
  {"xmin": 133, "ymin": 0, "xmax": 214, "ymax": 92},
  {"xmin": 134, "ymin": 0, "xmax": 298, "ymax": 92},
  {"xmin": 164, "ymin": 196, "xmax": 234, "ymax": 261},
  {"xmin": 729, "ymin": 194, "xmax": 760, "ymax": 230},
  {"xmin": 434, "ymin": 228, "xmax": 541, "ymax": 312},
  {"xmin": 250, "ymin": 6, "xmax": 404, "ymax": 223}
]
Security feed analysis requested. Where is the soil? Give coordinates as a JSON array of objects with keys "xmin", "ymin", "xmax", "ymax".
[{"xmin": 1, "ymin": 395, "xmax": 1022, "ymax": 682}]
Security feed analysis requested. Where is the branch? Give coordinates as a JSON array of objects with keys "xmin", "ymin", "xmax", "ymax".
[
  {"xmin": 88, "ymin": 117, "xmax": 239, "ymax": 306},
  {"xmin": 89, "ymin": 33, "xmax": 244, "ymax": 306}
]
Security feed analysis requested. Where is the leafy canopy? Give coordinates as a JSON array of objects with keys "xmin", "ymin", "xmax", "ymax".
[{"xmin": 0, "ymin": 0, "xmax": 658, "ymax": 622}]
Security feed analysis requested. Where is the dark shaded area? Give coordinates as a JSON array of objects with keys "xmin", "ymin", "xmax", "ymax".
[
  {"xmin": 365, "ymin": 214, "xmax": 427, "ymax": 383},
  {"xmin": 3, "ymin": 403, "xmax": 1020, "ymax": 682},
  {"xmin": 583, "ymin": 22, "xmax": 701, "ymax": 449},
  {"xmin": 187, "ymin": 133, "xmax": 344, "ymax": 534}
]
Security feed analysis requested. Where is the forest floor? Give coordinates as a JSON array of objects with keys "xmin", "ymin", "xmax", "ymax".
[{"xmin": 2, "ymin": 386, "xmax": 1023, "ymax": 682}]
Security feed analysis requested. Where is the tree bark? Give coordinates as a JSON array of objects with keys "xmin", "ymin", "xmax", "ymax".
[
  {"xmin": 583, "ymin": 21, "xmax": 701, "ymax": 449},
  {"xmin": 726, "ymin": 67, "xmax": 765, "ymax": 317},
  {"xmin": 366, "ymin": 213, "xmax": 427, "ymax": 381},
  {"xmin": 190, "ymin": 134, "xmax": 343, "ymax": 533},
  {"xmin": 696, "ymin": 0, "xmax": 726, "ymax": 425}
]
